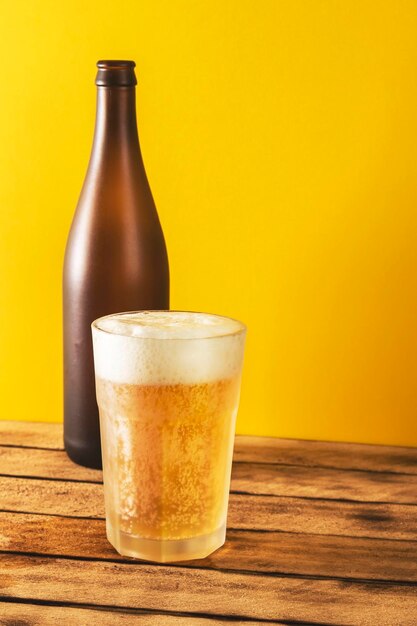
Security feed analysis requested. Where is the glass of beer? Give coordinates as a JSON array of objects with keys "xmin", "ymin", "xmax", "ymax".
[{"xmin": 91, "ymin": 311, "xmax": 246, "ymax": 562}]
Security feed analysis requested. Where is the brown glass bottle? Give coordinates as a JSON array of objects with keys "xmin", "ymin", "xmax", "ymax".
[{"xmin": 63, "ymin": 60, "xmax": 169, "ymax": 469}]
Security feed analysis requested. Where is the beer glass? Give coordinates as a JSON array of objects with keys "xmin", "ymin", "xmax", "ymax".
[{"xmin": 91, "ymin": 311, "xmax": 246, "ymax": 562}]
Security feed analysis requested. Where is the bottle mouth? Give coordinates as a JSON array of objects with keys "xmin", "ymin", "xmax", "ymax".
[{"xmin": 95, "ymin": 60, "xmax": 137, "ymax": 87}]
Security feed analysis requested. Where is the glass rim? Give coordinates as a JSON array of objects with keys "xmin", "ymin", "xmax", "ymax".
[{"xmin": 91, "ymin": 310, "xmax": 247, "ymax": 341}]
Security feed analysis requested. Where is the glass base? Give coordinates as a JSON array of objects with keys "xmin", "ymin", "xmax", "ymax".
[{"xmin": 106, "ymin": 520, "xmax": 226, "ymax": 563}]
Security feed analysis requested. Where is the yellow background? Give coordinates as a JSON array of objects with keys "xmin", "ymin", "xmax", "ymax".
[{"xmin": 1, "ymin": 1, "xmax": 417, "ymax": 446}]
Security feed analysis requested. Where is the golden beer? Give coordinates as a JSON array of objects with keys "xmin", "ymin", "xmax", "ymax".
[{"xmin": 92, "ymin": 311, "xmax": 246, "ymax": 562}]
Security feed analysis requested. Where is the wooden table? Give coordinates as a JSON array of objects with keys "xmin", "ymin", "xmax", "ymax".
[{"xmin": 0, "ymin": 422, "xmax": 417, "ymax": 624}]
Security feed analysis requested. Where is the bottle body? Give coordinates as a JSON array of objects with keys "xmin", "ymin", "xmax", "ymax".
[{"xmin": 63, "ymin": 62, "xmax": 169, "ymax": 469}]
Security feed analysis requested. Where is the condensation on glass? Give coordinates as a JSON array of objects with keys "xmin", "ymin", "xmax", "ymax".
[{"xmin": 92, "ymin": 311, "xmax": 246, "ymax": 562}]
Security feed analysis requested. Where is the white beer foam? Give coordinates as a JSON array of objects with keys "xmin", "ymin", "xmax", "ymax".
[{"xmin": 92, "ymin": 311, "xmax": 246, "ymax": 385}]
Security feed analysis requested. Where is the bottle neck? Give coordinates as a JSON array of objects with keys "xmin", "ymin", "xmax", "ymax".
[{"xmin": 92, "ymin": 86, "xmax": 141, "ymax": 155}]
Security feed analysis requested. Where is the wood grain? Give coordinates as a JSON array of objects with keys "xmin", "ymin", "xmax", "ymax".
[
  {"xmin": 0, "ymin": 476, "xmax": 105, "ymax": 519},
  {"xmin": 1, "ymin": 422, "xmax": 417, "ymax": 625},
  {"xmin": 1, "ymin": 511, "xmax": 417, "ymax": 582},
  {"xmin": 0, "ymin": 421, "xmax": 62, "ymax": 449},
  {"xmin": 0, "ymin": 421, "xmax": 281, "ymax": 463},
  {"xmin": 233, "ymin": 461, "xmax": 417, "ymax": 502},
  {"xmin": 2, "ymin": 446, "xmax": 417, "ymax": 504},
  {"xmin": 0, "ymin": 447, "xmax": 103, "ymax": 483},
  {"xmin": 1, "ymin": 554, "xmax": 417, "ymax": 625},
  {"xmin": 2, "ymin": 420, "xmax": 417, "ymax": 474},
  {"xmin": 0, "ymin": 511, "xmax": 278, "ymax": 574},
  {"xmin": 0, "ymin": 603, "xmax": 273, "ymax": 625},
  {"xmin": 1, "ymin": 476, "xmax": 417, "ymax": 540},
  {"xmin": 234, "ymin": 435, "xmax": 417, "ymax": 474},
  {"xmin": 0, "ymin": 554, "xmax": 279, "ymax": 622},
  {"xmin": 0, "ymin": 476, "xmax": 277, "ymax": 531}
]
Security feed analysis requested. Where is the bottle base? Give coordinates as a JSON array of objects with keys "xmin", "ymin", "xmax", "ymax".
[
  {"xmin": 64, "ymin": 438, "xmax": 102, "ymax": 470},
  {"xmin": 106, "ymin": 521, "xmax": 226, "ymax": 563}
]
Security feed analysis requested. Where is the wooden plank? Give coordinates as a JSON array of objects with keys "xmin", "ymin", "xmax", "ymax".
[
  {"xmin": 0, "ymin": 447, "xmax": 103, "ymax": 483},
  {"xmin": 2, "ymin": 419, "xmax": 417, "ymax": 474},
  {"xmin": 0, "ymin": 421, "xmax": 63, "ymax": 449},
  {"xmin": 0, "ymin": 476, "xmax": 277, "ymax": 531},
  {"xmin": 0, "ymin": 554, "xmax": 279, "ymax": 622},
  {"xmin": 0, "ymin": 603, "xmax": 273, "ymax": 625},
  {"xmin": 2, "ymin": 554, "xmax": 417, "ymax": 625},
  {"xmin": 233, "ymin": 462, "xmax": 417, "ymax": 503},
  {"xmin": 0, "ymin": 476, "xmax": 104, "ymax": 519},
  {"xmin": 234, "ymin": 435, "xmax": 417, "ymax": 474},
  {"xmin": 1, "ymin": 511, "xmax": 417, "ymax": 582},
  {"xmin": 0, "ymin": 511, "xmax": 277, "ymax": 574},
  {"xmin": 230, "ymin": 494, "xmax": 417, "ymax": 540},
  {"xmin": 0, "ymin": 421, "xmax": 277, "ymax": 462},
  {"xmin": 234, "ymin": 435, "xmax": 280, "ymax": 464},
  {"xmin": 1, "ymin": 476, "xmax": 417, "ymax": 540},
  {"xmin": 3, "ymin": 445, "xmax": 417, "ymax": 505}
]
